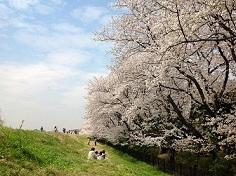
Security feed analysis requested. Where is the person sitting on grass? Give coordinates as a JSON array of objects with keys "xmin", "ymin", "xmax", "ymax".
[
  {"xmin": 88, "ymin": 147, "xmax": 97, "ymax": 160},
  {"xmin": 97, "ymin": 150, "xmax": 107, "ymax": 160},
  {"xmin": 95, "ymin": 151, "xmax": 99, "ymax": 157}
]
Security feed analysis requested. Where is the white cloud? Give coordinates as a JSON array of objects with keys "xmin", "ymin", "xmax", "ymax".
[
  {"xmin": 0, "ymin": 63, "xmax": 77, "ymax": 95},
  {"xmin": 52, "ymin": 23, "xmax": 82, "ymax": 33},
  {"xmin": 8, "ymin": 0, "xmax": 39, "ymax": 10},
  {"xmin": 46, "ymin": 49, "xmax": 91, "ymax": 66},
  {"xmin": 14, "ymin": 31, "xmax": 98, "ymax": 52},
  {"xmin": 0, "ymin": 62, "xmax": 106, "ymax": 97},
  {"xmin": 61, "ymin": 85, "xmax": 87, "ymax": 108},
  {"xmin": 50, "ymin": 0, "xmax": 64, "ymax": 5},
  {"xmin": 0, "ymin": 3, "xmax": 18, "ymax": 28},
  {"xmin": 6, "ymin": 0, "xmax": 59, "ymax": 14},
  {"xmin": 13, "ymin": 21, "xmax": 48, "ymax": 33},
  {"xmin": 0, "ymin": 3, "xmax": 13, "ymax": 18},
  {"xmin": 71, "ymin": 6, "xmax": 108, "ymax": 21},
  {"xmin": 35, "ymin": 4, "xmax": 53, "ymax": 14}
]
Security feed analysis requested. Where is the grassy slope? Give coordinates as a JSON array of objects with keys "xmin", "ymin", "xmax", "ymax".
[{"xmin": 0, "ymin": 127, "xmax": 168, "ymax": 176}]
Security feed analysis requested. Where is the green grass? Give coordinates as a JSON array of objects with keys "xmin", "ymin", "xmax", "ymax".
[{"xmin": 0, "ymin": 127, "xmax": 169, "ymax": 176}]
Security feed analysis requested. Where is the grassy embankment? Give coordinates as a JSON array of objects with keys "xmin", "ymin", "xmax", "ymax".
[{"xmin": 0, "ymin": 127, "xmax": 169, "ymax": 176}]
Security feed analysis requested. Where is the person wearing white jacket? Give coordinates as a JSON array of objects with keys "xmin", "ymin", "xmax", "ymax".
[{"xmin": 88, "ymin": 147, "xmax": 97, "ymax": 160}]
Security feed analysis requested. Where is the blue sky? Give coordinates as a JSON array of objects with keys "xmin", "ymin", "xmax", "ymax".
[{"xmin": 0, "ymin": 0, "xmax": 115, "ymax": 130}]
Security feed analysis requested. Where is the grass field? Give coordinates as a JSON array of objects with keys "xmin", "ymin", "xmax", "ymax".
[{"xmin": 0, "ymin": 127, "xmax": 168, "ymax": 176}]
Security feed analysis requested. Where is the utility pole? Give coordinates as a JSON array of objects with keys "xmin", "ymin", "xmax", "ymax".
[{"xmin": 19, "ymin": 120, "xmax": 24, "ymax": 129}]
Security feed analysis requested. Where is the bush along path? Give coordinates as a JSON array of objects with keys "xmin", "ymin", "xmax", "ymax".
[{"xmin": 0, "ymin": 127, "xmax": 169, "ymax": 176}]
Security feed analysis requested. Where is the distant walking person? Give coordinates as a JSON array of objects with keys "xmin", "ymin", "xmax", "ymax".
[
  {"xmin": 40, "ymin": 126, "xmax": 44, "ymax": 132},
  {"xmin": 54, "ymin": 126, "xmax": 58, "ymax": 132},
  {"xmin": 87, "ymin": 135, "xmax": 97, "ymax": 146},
  {"xmin": 62, "ymin": 128, "xmax": 66, "ymax": 133}
]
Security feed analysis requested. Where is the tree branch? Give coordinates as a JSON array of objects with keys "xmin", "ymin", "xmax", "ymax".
[
  {"xmin": 217, "ymin": 45, "xmax": 229, "ymax": 99},
  {"xmin": 167, "ymin": 95, "xmax": 204, "ymax": 139}
]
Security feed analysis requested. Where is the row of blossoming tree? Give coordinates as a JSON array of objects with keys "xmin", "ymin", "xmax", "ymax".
[{"xmin": 85, "ymin": 0, "xmax": 236, "ymax": 160}]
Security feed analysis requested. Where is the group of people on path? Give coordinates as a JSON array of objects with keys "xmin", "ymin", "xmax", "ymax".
[
  {"xmin": 40, "ymin": 126, "xmax": 78, "ymax": 134},
  {"xmin": 88, "ymin": 147, "xmax": 107, "ymax": 160}
]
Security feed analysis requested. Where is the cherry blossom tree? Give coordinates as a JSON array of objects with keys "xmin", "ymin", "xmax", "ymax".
[{"xmin": 85, "ymin": 0, "xmax": 236, "ymax": 159}]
